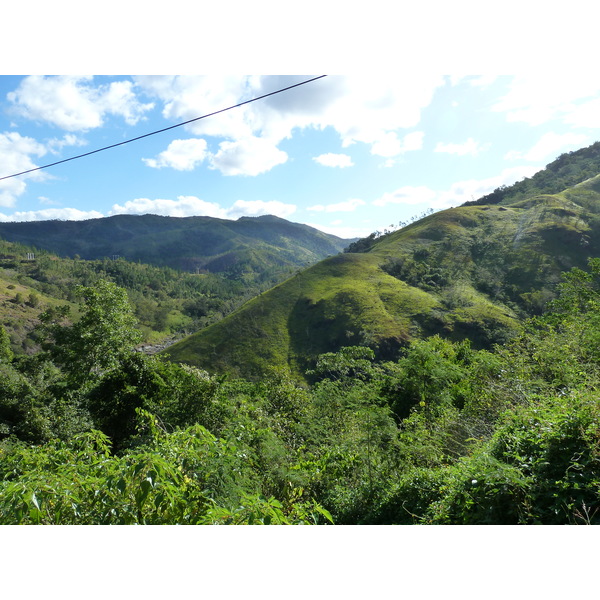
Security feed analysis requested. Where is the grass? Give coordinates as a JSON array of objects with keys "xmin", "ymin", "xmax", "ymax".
[{"xmin": 0, "ymin": 270, "xmax": 77, "ymax": 355}]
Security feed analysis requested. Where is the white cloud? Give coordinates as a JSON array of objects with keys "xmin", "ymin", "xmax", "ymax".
[
  {"xmin": 373, "ymin": 186, "xmax": 438, "ymax": 207},
  {"xmin": 38, "ymin": 196, "xmax": 61, "ymax": 206},
  {"xmin": 134, "ymin": 75, "xmax": 253, "ymax": 140},
  {"xmin": 0, "ymin": 131, "xmax": 49, "ymax": 207},
  {"xmin": 492, "ymin": 75, "xmax": 600, "ymax": 126},
  {"xmin": 46, "ymin": 133, "xmax": 87, "ymax": 155},
  {"xmin": 227, "ymin": 199, "xmax": 296, "ymax": 219},
  {"xmin": 464, "ymin": 75, "xmax": 499, "ymax": 87},
  {"xmin": 307, "ymin": 198, "xmax": 366, "ymax": 213},
  {"xmin": 305, "ymin": 221, "xmax": 371, "ymax": 239},
  {"xmin": 110, "ymin": 196, "xmax": 227, "ymax": 219},
  {"xmin": 101, "ymin": 79, "xmax": 154, "ymax": 125},
  {"xmin": 0, "ymin": 208, "xmax": 103, "ymax": 222},
  {"xmin": 143, "ymin": 138, "xmax": 208, "ymax": 170},
  {"xmin": 209, "ymin": 136, "xmax": 288, "ymax": 176},
  {"xmin": 505, "ymin": 132, "xmax": 589, "ymax": 162},
  {"xmin": 313, "ymin": 153, "xmax": 354, "ymax": 168},
  {"xmin": 110, "ymin": 195, "xmax": 296, "ymax": 220},
  {"xmin": 371, "ymin": 131, "xmax": 424, "ymax": 158},
  {"xmin": 143, "ymin": 135, "xmax": 288, "ymax": 177},
  {"xmin": 434, "ymin": 166, "xmax": 542, "ymax": 208},
  {"xmin": 135, "ymin": 75, "xmax": 444, "ymax": 175},
  {"xmin": 7, "ymin": 76, "xmax": 154, "ymax": 131},
  {"xmin": 565, "ymin": 97, "xmax": 600, "ymax": 128},
  {"xmin": 0, "ymin": 131, "xmax": 87, "ymax": 207},
  {"xmin": 435, "ymin": 137, "xmax": 490, "ymax": 156},
  {"xmin": 307, "ymin": 76, "xmax": 443, "ymax": 149},
  {"xmin": 1, "ymin": 196, "xmax": 297, "ymax": 222},
  {"xmin": 372, "ymin": 166, "xmax": 542, "ymax": 211}
]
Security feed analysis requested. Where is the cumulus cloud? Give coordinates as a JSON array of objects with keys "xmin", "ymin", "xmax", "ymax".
[
  {"xmin": 0, "ymin": 195, "xmax": 298, "ymax": 223},
  {"xmin": 143, "ymin": 138, "xmax": 208, "ymax": 170},
  {"xmin": 110, "ymin": 196, "xmax": 227, "ymax": 218},
  {"xmin": 38, "ymin": 196, "xmax": 61, "ymax": 206},
  {"xmin": 7, "ymin": 76, "xmax": 154, "ymax": 131},
  {"xmin": 434, "ymin": 166, "xmax": 542, "ymax": 208},
  {"xmin": 371, "ymin": 131, "xmax": 424, "ymax": 158},
  {"xmin": 227, "ymin": 199, "xmax": 296, "ymax": 219},
  {"xmin": 289, "ymin": 75, "xmax": 443, "ymax": 149},
  {"xmin": 101, "ymin": 79, "xmax": 154, "ymax": 125},
  {"xmin": 435, "ymin": 137, "xmax": 490, "ymax": 156},
  {"xmin": 307, "ymin": 198, "xmax": 366, "ymax": 213},
  {"xmin": 208, "ymin": 136, "xmax": 288, "ymax": 176},
  {"xmin": 462, "ymin": 75, "xmax": 499, "ymax": 87},
  {"xmin": 372, "ymin": 166, "xmax": 542, "ymax": 211},
  {"xmin": 313, "ymin": 153, "xmax": 354, "ymax": 168},
  {"xmin": 134, "ymin": 75, "xmax": 253, "ymax": 140},
  {"xmin": 46, "ymin": 133, "xmax": 87, "ymax": 155},
  {"xmin": 564, "ymin": 97, "xmax": 600, "ymax": 128},
  {"xmin": 505, "ymin": 132, "xmax": 589, "ymax": 162},
  {"xmin": 492, "ymin": 75, "xmax": 600, "ymax": 126},
  {"xmin": 110, "ymin": 195, "xmax": 296, "ymax": 220},
  {"xmin": 135, "ymin": 75, "xmax": 443, "ymax": 175},
  {"xmin": 373, "ymin": 186, "xmax": 438, "ymax": 207},
  {"xmin": 0, "ymin": 131, "xmax": 89, "ymax": 206},
  {"xmin": 0, "ymin": 131, "xmax": 49, "ymax": 206},
  {"xmin": 305, "ymin": 221, "xmax": 372, "ymax": 239},
  {"xmin": 142, "ymin": 134, "xmax": 287, "ymax": 177},
  {"xmin": 0, "ymin": 208, "xmax": 103, "ymax": 222}
]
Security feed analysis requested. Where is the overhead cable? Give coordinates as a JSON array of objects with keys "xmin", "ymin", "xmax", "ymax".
[{"xmin": 0, "ymin": 75, "xmax": 328, "ymax": 182}]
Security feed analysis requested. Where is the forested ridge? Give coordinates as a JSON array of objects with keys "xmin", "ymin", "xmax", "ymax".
[{"xmin": 0, "ymin": 213, "xmax": 352, "ymax": 273}]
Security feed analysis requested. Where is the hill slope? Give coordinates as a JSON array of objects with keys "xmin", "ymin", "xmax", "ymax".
[
  {"xmin": 0, "ymin": 214, "xmax": 352, "ymax": 275},
  {"xmin": 164, "ymin": 143, "xmax": 600, "ymax": 380}
]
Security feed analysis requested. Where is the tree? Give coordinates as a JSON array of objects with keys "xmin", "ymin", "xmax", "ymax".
[
  {"xmin": 27, "ymin": 292, "xmax": 40, "ymax": 308},
  {"xmin": 39, "ymin": 280, "xmax": 142, "ymax": 386},
  {"xmin": 86, "ymin": 353, "xmax": 221, "ymax": 450},
  {"xmin": 0, "ymin": 325, "xmax": 13, "ymax": 363}
]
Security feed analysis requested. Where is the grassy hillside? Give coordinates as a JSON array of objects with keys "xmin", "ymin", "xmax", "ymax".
[
  {"xmin": 164, "ymin": 147, "xmax": 600, "ymax": 381},
  {"xmin": 164, "ymin": 252, "xmax": 440, "ymax": 378},
  {"xmin": 0, "ymin": 269, "xmax": 76, "ymax": 355}
]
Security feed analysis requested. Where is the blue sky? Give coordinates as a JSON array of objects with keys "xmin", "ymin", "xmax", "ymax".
[{"xmin": 1, "ymin": 73, "xmax": 599, "ymax": 239}]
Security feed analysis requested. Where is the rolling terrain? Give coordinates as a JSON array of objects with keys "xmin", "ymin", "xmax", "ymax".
[
  {"xmin": 0, "ymin": 216, "xmax": 355, "ymax": 355},
  {"xmin": 0, "ymin": 213, "xmax": 352, "ymax": 275},
  {"xmin": 164, "ymin": 143, "xmax": 600, "ymax": 380}
]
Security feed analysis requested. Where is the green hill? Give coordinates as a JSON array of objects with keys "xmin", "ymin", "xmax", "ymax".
[
  {"xmin": 0, "ymin": 263, "xmax": 77, "ymax": 355},
  {"xmin": 0, "ymin": 213, "xmax": 352, "ymax": 276},
  {"xmin": 164, "ymin": 142, "xmax": 600, "ymax": 380}
]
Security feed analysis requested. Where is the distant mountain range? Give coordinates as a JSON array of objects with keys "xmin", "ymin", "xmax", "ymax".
[
  {"xmin": 0, "ymin": 213, "xmax": 354, "ymax": 275},
  {"xmin": 163, "ymin": 141, "xmax": 600, "ymax": 381}
]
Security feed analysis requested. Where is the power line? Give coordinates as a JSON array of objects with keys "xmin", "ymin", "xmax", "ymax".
[{"xmin": 0, "ymin": 75, "xmax": 328, "ymax": 182}]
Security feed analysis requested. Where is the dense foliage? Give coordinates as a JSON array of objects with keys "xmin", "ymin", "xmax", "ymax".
[
  {"xmin": 0, "ymin": 237, "xmax": 304, "ymax": 354},
  {"xmin": 1, "ymin": 257, "xmax": 599, "ymax": 524}
]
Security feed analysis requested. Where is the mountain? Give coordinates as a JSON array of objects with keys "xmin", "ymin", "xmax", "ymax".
[
  {"xmin": 0, "ymin": 214, "xmax": 353, "ymax": 275},
  {"xmin": 163, "ymin": 142, "xmax": 600, "ymax": 380}
]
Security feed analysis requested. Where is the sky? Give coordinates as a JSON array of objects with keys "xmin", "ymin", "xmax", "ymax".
[{"xmin": 1, "ymin": 73, "xmax": 599, "ymax": 240}]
